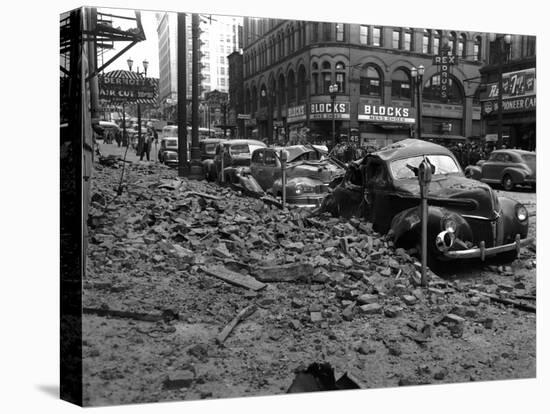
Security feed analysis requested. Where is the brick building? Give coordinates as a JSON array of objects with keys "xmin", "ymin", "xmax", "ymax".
[{"xmin": 241, "ymin": 18, "xmax": 491, "ymax": 147}]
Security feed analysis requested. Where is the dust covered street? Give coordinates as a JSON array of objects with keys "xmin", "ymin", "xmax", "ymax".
[{"xmin": 81, "ymin": 148, "xmax": 536, "ymax": 406}]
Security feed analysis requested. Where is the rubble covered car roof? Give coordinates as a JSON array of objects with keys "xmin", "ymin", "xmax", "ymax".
[{"xmin": 373, "ymin": 139, "xmax": 457, "ymax": 163}]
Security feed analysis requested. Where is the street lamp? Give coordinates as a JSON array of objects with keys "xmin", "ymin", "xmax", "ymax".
[
  {"xmin": 328, "ymin": 83, "xmax": 339, "ymax": 148},
  {"xmin": 411, "ymin": 65, "xmax": 425, "ymax": 141},
  {"xmin": 142, "ymin": 59, "xmax": 149, "ymax": 77},
  {"xmin": 488, "ymin": 33, "xmax": 512, "ymax": 148},
  {"xmin": 126, "ymin": 57, "xmax": 133, "ymax": 72}
]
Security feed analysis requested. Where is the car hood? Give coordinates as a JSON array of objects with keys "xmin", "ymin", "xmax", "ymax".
[
  {"xmin": 286, "ymin": 160, "xmax": 345, "ymax": 183},
  {"xmin": 393, "ymin": 174, "xmax": 500, "ymax": 219}
]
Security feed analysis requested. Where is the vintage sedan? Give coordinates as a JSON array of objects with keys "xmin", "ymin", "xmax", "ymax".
[
  {"xmin": 158, "ymin": 137, "xmax": 179, "ymax": 166},
  {"xmin": 249, "ymin": 145, "xmax": 345, "ymax": 207},
  {"xmin": 320, "ymin": 139, "xmax": 533, "ymax": 264},
  {"xmin": 212, "ymin": 139, "xmax": 267, "ymax": 182},
  {"xmin": 464, "ymin": 149, "xmax": 536, "ymax": 191}
]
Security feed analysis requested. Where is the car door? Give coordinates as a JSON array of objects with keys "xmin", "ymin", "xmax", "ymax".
[
  {"xmin": 365, "ymin": 159, "xmax": 395, "ymax": 233},
  {"xmin": 250, "ymin": 149, "xmax": 266, "ymax": 188},
  {"xmin": 263, "ymin": 149, "xmax": 281, "ymax": 190}
]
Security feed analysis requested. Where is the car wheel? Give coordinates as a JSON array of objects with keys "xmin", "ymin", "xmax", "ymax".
[{"xmin": 502, "ymin": 174, "xmax": 514, "ymax": 191}]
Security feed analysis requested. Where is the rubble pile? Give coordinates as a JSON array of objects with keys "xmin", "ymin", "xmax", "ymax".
[{"xmin": 82, "ymin": 160, "xmax": 536, "ymax": 406}]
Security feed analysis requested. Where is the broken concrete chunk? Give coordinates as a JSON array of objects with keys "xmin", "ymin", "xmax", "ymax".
[
  {"xmin": 163, "ymin": 370, "xmax": 195, "ymax": 389},
  {"xmin": 253, "ymin": 263, "xmax": 314, "ymax": 283},
  {"xmin": 357, "ymin": 294, "xmax": 378, "ymax": 305},
  {"xmin": 401, "ymin": 295, "xmax": 418, "ymax": 306},
  {"xmin": 359, "ymin": 303, "xmax": 382, "ymax": 314},
  {"xmin": 310, "ymin": 312, "xmax": 323, "ymax": 322}
]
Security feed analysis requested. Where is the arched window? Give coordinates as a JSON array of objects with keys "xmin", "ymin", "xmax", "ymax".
[
  {"xmin": 448, "ymin": 31, "xmax": 457, "ymax": 54},
  {"xmin": 458, "ymin": 33, "xmax": 467, "ymax": 58},
  {"xmin": 251, "ymin": 85, "xmax": 258, "ymax": 112},
  {"xmin": 245, "ymin": 88, "xmax": 251, "ymax": 112},
  {"xmin": 474, "ymin": 36, "xmax": 482, "ymax": 61},
  {"xmin": 287, "ymin": 70, "xmax": 296, "ymax": 103},
  {"xmin": 335, "ymin": 62, "xmax": 346, "ymax": 93},
  {"xmin": 433, "ymin": 30, "xmax": 441, "ymax": 54},
  {"xmin": 360, "ymin": 64, "xmax": 382, "ymax": 96},
  {"xmin": 311, "ymin": 62, "xmax": 319, "ymax": 95},
  {"xmin": 297, "ymin": 65, "xmax": 307, "ymax": 103},
  {"xmin": 423, "ymin": 74, "xmax": 463, "ymax": 104},
  {"xmin": 321, "ymin": 61, "xmax": 331, "ymax": 94},
  {"xmin": 422, "ymin": 29, "xmax": 431, "ymax": 54},
  {"xmin": 391, "ymin": 68, "xmax": 411, "ymax": 99},
  {"xmin": 277, "ymin": 34, "xmax": 283, "ymax": 59},
  {"xmin": 278, "ymin": 74, "xmax": 286, "ymax": 108},
  {"xmin": 260, "ymin": 84, "xmax": 268, "ymax": 108}
]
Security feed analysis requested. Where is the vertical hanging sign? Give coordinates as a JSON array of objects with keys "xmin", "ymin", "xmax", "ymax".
[{"xmin": 433, "ymin": 46, "xmax": 458, "ymax": 100}]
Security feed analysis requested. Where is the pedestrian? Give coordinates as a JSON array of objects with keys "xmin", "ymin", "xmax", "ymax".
[{"xmin": 140, "ymin": 131, "xmax": 152, "ymax": 161}]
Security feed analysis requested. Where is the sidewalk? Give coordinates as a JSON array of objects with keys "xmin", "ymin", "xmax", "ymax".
[{"xmin": 99, "ymin": 141, "xmax": 160, "ymax": 163}]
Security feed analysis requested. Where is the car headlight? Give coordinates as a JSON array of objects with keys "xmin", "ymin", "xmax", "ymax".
[
  {"xmin": 294, "ymin": 183, "xmax": 314, "ymax": 194},
  {"xmin": 516, "ymin": 205, "xmax": 528, "ymax": 222},
  {"xmin": 442, "ymin": 218, "xmax": 457, "ymax": 233}
]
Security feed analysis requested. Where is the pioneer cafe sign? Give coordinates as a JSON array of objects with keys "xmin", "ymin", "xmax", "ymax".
[{"xmin": 433, "ymin": 47, "xmax": 458, "ymax": 99}]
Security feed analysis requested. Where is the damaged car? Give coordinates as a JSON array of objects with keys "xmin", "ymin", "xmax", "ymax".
[
  {"xmin": 248, "ymin": 145, "xmax": 345, "ymax": 208},
  {"xmin": 320, "ymin": 139, "xmax": 533, "ymax": 263},
  {"xmin": 212, "ymin": 139, "xmax": 267, "ymax": 182}
]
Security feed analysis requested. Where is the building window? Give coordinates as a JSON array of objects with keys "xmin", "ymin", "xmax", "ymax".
[
  {"xmin": 287, "ymin": 70, "xmax": 296, "ymax": 103},
  {"xmin": 336, "ymin": 24, "xmax": 345, "ymax": 41},
  {"xmin": 422, "ymin": 29, "xmax": 430, "ymax": 53},
  {"xmin": 458, "ymin": 33, "xmax": 466, "ymax": 58},
  {"xmin": 391, "ymin": 69, "xmax": 411, "ymax": 99},
  {"xmin": 474, "ymin": 36, "xmax": 482, "ymax": 61},
  {"xmin": 372, "ymin": 27, "xmax": 381, "ymax": 46},
  {"xmin": 433, "ymin": 30, "xmax": 441, "ymax": 54},
  {"xmin": 360, "ymin": 25, "xmax": 368, "ymax": 45},
  {"xmin": 322, "ymin": 72, "xmax": 332, "ymax": 94},
  {"xmin": 297, "ymin": 66, "xmax": 307, "ymax": 103},
  {"xmin": 335, "ymin": 62, "xmax": 346, "ymax": 93},
  {"xmin": 448, "ymin": 31, "xmax": 456, "ymax": 54},
  {"xmin": 312, "ymin": 62, "xmax": 319, "ymax": 95},
  {"xmin": 392, "ymin": 30, "xmax": 401, "ymax": 49},
  {"xmin": 404, "ymin": 31, "xmax": 412, "ymax": 51},
  {"xmin": 322, "ymin": 23, "xmax": 332, "ymax": 41},
  {"xmin": 423, "ymin": 74, "xmax": 463, "ymax": 104},
  {"xmin": 360, "ymin": 65, "xmax": 382, "ymax": 96},
  {"xmin": 311, "ymin": 22, "xmax": 319, "ymax": 43}
]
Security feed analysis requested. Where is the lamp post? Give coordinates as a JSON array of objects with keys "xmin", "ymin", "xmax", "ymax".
[
  {"xmin": 489, "ymin": 33, "xmax": 512, "ymax": 149},
  {"xmin": 411, "ymin": 65, "xmax": 425, "ymax": 141},
  {"xmin": 329, "ymin": 83, "xmax": 339, "ymax": 149}
]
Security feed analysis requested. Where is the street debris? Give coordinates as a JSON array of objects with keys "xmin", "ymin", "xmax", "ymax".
[{"xmin": 82, "ymin": 158, "xmax": 536, "ymax": 405}]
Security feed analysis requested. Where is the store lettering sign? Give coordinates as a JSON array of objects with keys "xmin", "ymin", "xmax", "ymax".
[
  {"xmin": 287, "ymin": 105, "xmax": 307, "ymax": 123},
  {"xmin": 309, "ymin": 102, "xmax": 350, "ymax": 120},
  {"xmin": 99, "ymin": 74, "xmax": 156, "ymax": 102},
  {"xmin": 433, "ymin": 48, "xmax": 458, "ymax": 100},
  {"xmin": 358, "ymin": 104, "xmax": 415, "ymax": 123},
  {"xmin": 482, "ymin": 96, "xmax": 536, "ymax": 115},
  {"xmin": 480, "ymin": 68, "xmax": 536, "ymax": 101}
]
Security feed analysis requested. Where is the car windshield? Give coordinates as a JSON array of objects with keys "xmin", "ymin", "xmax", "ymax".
[
  {"xmin": 521, "ymin": 154, "xmax": 535, "ymax": 163},
  {"xmin": 230, "ymin": 144, "xmax": 250, "ymax": 155},
  {"xmin": 390, "ymin": 155, "xmax": 461, "ymax": 179},
  {"xmin": 165, "ymin": 140, "xmax": 178, "ymax": 148}
]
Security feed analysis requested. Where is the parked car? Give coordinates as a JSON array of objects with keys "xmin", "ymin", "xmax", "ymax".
[
  {"xmin": 158, "ymin": 137, "xmax": 179, "ymax": 166},
  {"xmin": 320, "ymin": 139, "xmax": 533, "ymax": 264},
  {"xmin": 201, "ymin": 138, "xmax": 225, "ymax": 181},
  {"xmin": 98, "ymin": 121, "xmax": 120, "ymax": 143},
  {"xmin": 464, "ymin": 149, "xmax": 536, "ymax": 191},
  {"xmin": 248, "ymin": 145, "xmax": 345, "ymax": 207},
  {"xmin": 212, "ymin": 139, "xmax": 267, "ymax": 182}
]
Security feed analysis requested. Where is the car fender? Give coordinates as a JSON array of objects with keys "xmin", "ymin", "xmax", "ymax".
[
  {"xmin": 497, "ymin": 196, "xmax": 529, "ymax": 240},
  {"xmin": 390, "ymin": 206, "xmax": 473, "ymax": 249},
  {"xmin": 464, "ymin": 165, "xmax": 482, "ymax": 180},
  {"xmin": 500, "ymin": 167, "xmax": 527, "ymax": 184}
]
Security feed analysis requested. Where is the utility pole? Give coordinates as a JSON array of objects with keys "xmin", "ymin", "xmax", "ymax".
[
  {"xmin": 177, "ymin": 12, "xmax": 188, "ymax": 177},
  {"xmin": 189, "ymin": 13, "xmax": 204, "ymax": 178}
]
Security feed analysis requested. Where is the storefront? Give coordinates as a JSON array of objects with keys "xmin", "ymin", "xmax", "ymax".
[
  {"xmin": 357, "ymin": 103, "xmax": 415, "ymax": 148},
  {"xmin": 287, "ymin": 104, "xmax": 307, "ymax": 145},
  {"xmin": 307, "ymin": 100, "xmax": 351, "ymax": 145},
  {"xmin": 480, "ymin": 68, "xmax": 536, "ymax": 150}
]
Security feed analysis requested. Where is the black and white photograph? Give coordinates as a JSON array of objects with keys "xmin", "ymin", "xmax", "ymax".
[{"xmin": 56, "ymin": 2, "xmax": 542, "ymax": 408}]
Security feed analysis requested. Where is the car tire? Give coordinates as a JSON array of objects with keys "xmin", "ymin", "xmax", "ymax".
[{"xmin": 502, "ymin": 174, "xmax": 514, "ymax": 191}]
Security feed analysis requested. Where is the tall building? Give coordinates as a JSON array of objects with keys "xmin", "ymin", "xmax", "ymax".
[
  {"xmin": 479, "ymin": 34, "xmax": 536, "ymax": 150},
  {"xmin": 156, "ymin": 12, "xmax": 242, "ymax": 121},
  {"xmin": 242, "ymin": 19, "xmax": 492, "ymax": 147}
]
